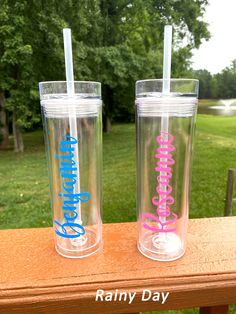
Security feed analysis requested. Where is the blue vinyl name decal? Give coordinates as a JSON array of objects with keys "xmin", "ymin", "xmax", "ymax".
[{"xmin": 54, "ymin": 135, "xmax": 90, "ymax": 238}]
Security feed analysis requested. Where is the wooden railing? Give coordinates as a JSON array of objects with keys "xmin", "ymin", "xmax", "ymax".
[{"xmin": 0, "ymin": 217, "xmax": 236, "ymax": 313}]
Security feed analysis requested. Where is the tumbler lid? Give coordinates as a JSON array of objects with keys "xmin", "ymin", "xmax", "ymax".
[{"xmin": 135, "ymin": 79, "xmax": 199, "ymax": 99}]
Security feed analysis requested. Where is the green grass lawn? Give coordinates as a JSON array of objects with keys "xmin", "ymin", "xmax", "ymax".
[
  {"xmin": 1, "ymin": 115, "xmax": 236, "ymax": 229},
  {"xmin": 0, "ymin": 115, "xmax": 235, "ymax": 314}
]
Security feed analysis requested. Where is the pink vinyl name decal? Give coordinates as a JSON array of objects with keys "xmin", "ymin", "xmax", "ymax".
[{"xmin": 142, "ymin": 131, "xmax": 178, "ymax": 232}]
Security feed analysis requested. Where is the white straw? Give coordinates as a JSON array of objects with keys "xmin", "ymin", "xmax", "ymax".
[
  {"xmin": 63, "ymin": 29, "xmax": 75, "ymax": 95},
  {"xmin": 160, "ymin": 25, "xmax": 172, "ymax": 239},
  {"xmin": 161, "ymin": 25, "xmax": 172, "ymax": 137},
  {"xmin": 162, "ymin": 25, "xmax": 172, "ymax": 94},
  {"xmin": 63, "ymin": 28, "xmax": 82, "ymax": 224}
]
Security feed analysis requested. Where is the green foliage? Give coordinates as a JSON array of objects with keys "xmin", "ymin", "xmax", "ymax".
[
  {"xmin": 215, "ymin": 60, "xmax": 236, "ymax": 98},
  {"xmin": 0, "ymin": 0, "xmax": 66, "ymax": 131},
  {"xmin": 0, "ymin": 0, "xmax": 210, "ymax": 137},
  {"xmin": 94, "ymin": 0, "xmax": 210, "ymax": 121},
  {"xmin": 0, "ymin": 1, "xmax": 34, "ymax": 129},
  {"xmin": 193, "ymin": 69, "xmax": 213, "ymax": 98},
  {"xmin": 193, "ymin": 59, "xmax": 236, "ymax": 99}
]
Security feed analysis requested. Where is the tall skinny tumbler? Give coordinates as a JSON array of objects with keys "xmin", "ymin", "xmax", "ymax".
[
  {"xmin": 136, "ymin": 79, "xmax": 199, "ymax": 261},
  {"xmin": 39, "ymin": 81, "xmax": 102, "ymax": 258}
]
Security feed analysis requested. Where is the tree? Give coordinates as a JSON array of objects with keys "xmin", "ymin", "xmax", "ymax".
[
  {"xmin": 0, "ymin": 0, "xmax": 211, "ymax": 149},
  {"xmin": 193, "ymin": 69, "xmax": 213, "ymax": 98},
  {"xmin": 88, "ymin": 0, "xmax": 210, "ymax": 129},
  {"xmin": 0, "ymin": 1, "xmax": 35, "ymax": 151},
  {"xmin": 215, "ymin": 60, "xmax": 236, "ymax": 99},
  {"xmin": 0, "ymin": 91, "xmax": 8, "ymax": 149},
  {"xmin": 0, "ymin": 0, "xmax": 66, "ymax": 151}
]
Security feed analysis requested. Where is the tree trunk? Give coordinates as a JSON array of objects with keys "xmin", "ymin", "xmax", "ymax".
[
  {"xmin": 104, "ymin": 115, "xmax": 112, "ymax": 133},
  {"xmin": 103, "ymin": 84, "xmax": 114, "ymax": 133},
  {"xmin": 0, "ymin": 91, "xmax": 9, "ymax": 149},
  {"xmin": 12, "ymin": 111, "xmax": 24, "ymax": 152}
]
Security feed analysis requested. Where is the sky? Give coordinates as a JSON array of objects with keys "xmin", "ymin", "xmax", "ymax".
[{"xmin": 191, "ymin": 0, "xmax": 236, "ymax": 74}]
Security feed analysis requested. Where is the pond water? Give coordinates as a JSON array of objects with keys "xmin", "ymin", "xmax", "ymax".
[{"xmin": 198, "ymin": 99, "xmax": 236, "ymax": 116}]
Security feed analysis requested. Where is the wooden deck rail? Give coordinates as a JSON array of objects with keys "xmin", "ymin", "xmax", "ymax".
[{"xmin": 0, "ymin": 217, "xmax": 236, "ymax": 314}]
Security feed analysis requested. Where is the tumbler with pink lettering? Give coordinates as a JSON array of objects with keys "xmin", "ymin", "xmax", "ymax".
[
  {"xmin": 39, "ymin": 81, "xmax": 103, "ymax": 258},
  {"xmin": 136, "ymin": 79, "xmax": 199, "ymax": 261}
]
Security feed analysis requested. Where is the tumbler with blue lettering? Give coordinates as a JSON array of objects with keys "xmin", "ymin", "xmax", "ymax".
[
  {"xmin": 136, "ymin": 79, "xmax": 199, "ymax": 261},
  {"xmin": 39, "ymin": 81, "xmax": 102, "ymax": 258}
]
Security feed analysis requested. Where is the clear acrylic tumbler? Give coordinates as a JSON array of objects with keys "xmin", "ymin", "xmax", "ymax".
[
  {"xmin": 136, "ymin": 79, "xmax": 199, "ymax": 261},
  {"xmin": 39, "ymin": 81, "xmax": 102, "ymax": 258}
]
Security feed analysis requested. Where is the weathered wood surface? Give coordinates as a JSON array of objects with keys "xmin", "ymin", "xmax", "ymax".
[{"xmin": 0, "ymin": 217, "xmax": 235, "ymax": 313}]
